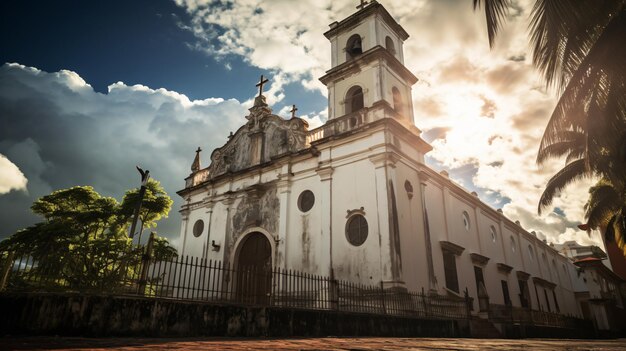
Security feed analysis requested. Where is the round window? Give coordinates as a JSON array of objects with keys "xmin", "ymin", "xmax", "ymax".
[
  {"xmin": 490, "ymin": 226, "xmax": 497, "ymax": 243},
  {"xmin": 192, "ymin": 219, "xmax": 204, "ymax": 237},
  {"xmin": 346, "ymin": 214, "xmax": 368, "ymax": 246},
  {"xmin": 298, "ymin": 190, "xmax": 315, "ymax": 212},
  {"xmin": 462, "ymin": 211, "xmax": 470, "ymax": 231},
  {"xmin": 510, "ymin": 236, "xmax": 516, "ymax": 253}
]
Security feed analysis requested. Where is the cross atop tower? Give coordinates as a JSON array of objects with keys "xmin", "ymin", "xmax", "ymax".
[
  {"xmin": 290, "ymin": 104, "xmax": 298, "ymax": 118},
  {"xmin": 356, "ymin": 0, "xmax": 369, "ymax": 10},
  {"xmin": 256, "ymin": 75, "xmax": 269, "ymax": 97}
]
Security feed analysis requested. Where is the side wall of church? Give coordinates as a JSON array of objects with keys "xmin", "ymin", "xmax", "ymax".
[
  {"xmin": 423, "ymin": 174, "xmax": 583, "ymax": 317},
  {"xmin": 391, "ymin": 159, "xmax": 430, "ymax": 292},
  {"xmin": 327, "ymin": 133, "xmax": 387, "ymax": 285}
]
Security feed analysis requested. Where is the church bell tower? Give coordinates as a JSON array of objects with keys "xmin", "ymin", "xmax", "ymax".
[{"xmin": 320, "ymin": 0, "xmax": 417, "ymax": 125}]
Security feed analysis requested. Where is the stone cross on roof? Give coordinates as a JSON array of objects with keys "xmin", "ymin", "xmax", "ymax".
[
  {"xmin": 356, "ymin": 0, "xmax": 369, "ymax": 10},
  {"xmin": 191, "ymin": 147, "xmax": 202, "ymax": 172},
  {"xmin": 256, "ymin": 75, "xmax": 269, "ymax": 97},
  {"xmin": 290, "ymin": 104, "xmax": 298, "ymax": 118}
]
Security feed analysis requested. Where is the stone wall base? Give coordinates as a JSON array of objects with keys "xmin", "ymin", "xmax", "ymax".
[{"xmin": 0, "ymin": 293, "xmax": 469, "ymax": 338}]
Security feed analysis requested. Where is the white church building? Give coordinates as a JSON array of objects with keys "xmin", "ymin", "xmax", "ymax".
[{"xmin": 176, "ymin": 1, "xmax": 612, "ymax": 321}]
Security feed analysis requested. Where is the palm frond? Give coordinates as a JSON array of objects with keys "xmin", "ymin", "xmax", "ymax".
[
  {"xmin": 536, "ymin": 129, "xmax": 585, "ymax": 164},
  {"xmin": 529, "ymin": 0, "xmax": 621, "ymax": 91},
  {"xmin": 537, "ymin": 6, "xmax": 626, "ymax": 168},
  {"xmin": 538, "ymin": 158, "xmax": 588, "ymax": 214},
  {"xmin": 473, "ymin": 0, "xmax": 510, "ymax": 48}
]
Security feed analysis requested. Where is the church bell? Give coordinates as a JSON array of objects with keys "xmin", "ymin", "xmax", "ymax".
[{"xmin": 350, "ymin": 39, "xmax": 362, "ymax": 56}]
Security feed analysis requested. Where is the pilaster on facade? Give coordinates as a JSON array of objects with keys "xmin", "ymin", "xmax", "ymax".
[
  {"xmin": 179, "ymin": 208, "xmax": 190, "ymax": 257},
  {"xmin": 276, "ymin": 172, "xmax": 292, "ymax": 269},
  {"xmin": 202, "ymin": 198, "xmax": 215, "ymax": 259},
  {"xmin": 316, "ymin": 165, "xmax": 334, "ymax": 277},
  {"xmin": 418, "ymin": 170, "xmax": 437, "ymax": 293}
]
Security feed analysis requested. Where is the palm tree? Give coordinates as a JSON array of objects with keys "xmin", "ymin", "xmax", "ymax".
[
  {"xmin": 473, "ymin": 1, "xmax": 626, "ymax": 251},
  {"xmin": 582, "ymin": 178, "xmax": 626, "ymax": 256}
]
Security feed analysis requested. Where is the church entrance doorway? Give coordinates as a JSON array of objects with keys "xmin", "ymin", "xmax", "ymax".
[{"xmin": 235, "ymin": 232, "xmax": 272, "ymax": 305}]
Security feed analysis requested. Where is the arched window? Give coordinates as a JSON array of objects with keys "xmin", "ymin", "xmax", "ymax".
[
  {"xmin": 346, "ymin": 34, "xmax": 363, "ymax": 60},
  {"xmin": 392, "ymin": 87, "xmax": 403, "ymax": 115},
  {"xmin": 385, "ymin": 36, "xmax": 395, "ymax": 54},
  {"xmin": 346, "ymin": 86, "xmax": 364, "ymax": 114}
]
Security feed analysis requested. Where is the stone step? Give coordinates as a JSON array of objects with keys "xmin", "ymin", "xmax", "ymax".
[{"xmin": 470, "ymin": 318, "xmax": 502, "ymax": 338}]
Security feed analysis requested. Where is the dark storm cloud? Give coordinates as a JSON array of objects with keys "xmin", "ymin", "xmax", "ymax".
[{"xmin": 0, "ymin": 63, "xmax": 248, "ymax": 244}]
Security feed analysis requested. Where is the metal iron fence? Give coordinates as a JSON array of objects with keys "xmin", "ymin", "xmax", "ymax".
[{"xmin": 0, "ymin": 250, "xmax": 469, "ymax": 320}]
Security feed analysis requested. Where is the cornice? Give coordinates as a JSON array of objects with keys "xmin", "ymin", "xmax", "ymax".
[{"xmin": 319, "ymin": 45, "xmax": 417, "ymax": 86}]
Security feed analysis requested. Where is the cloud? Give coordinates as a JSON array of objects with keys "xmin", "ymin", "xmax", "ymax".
[
  {"xmin": 1, "ymin": 0, "xmax": 602, "ymax": 252},
  {"xmin": 0, "ymin": 154, "xmax": 28, "ymax": 194},
  {"xmin": 0, "ymin": 63, "xmax": 249, "ymax": 242}
]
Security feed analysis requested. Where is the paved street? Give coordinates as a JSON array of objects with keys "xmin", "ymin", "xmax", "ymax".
[{"xmin": 2, "ymin": 337, "xmax": 626, "ymax": 351}]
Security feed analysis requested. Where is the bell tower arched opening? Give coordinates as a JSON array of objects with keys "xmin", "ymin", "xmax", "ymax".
[
  {"xmin": 346, "ymin": 34, "xmax": 363, "ymax": 61},
  {"xmin": 345, "ymin": 86, "xmax": 364, "ymax": 114},
  {"xmin": 385, "ymin": 36, "xmax": 395, "ymax": 55}
]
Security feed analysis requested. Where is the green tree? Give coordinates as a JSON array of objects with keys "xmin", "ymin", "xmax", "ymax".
[
  {"xmin": 0, "ymin": 182, "xmax": 177, "ymax": 290},
  {"xmin": 474, "ymin": 0, "xmax": 626, "ymax": 254},
  {"xmin": 118, "ymin": 179, "xmax": 173, "ymax": 242}
]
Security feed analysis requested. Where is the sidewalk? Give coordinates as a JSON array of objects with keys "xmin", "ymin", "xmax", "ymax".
[{"xmin": 2, "ymin": 337, "xmax": 626, "ymax": 351}]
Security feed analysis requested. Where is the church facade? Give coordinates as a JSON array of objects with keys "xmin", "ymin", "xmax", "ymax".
[{"xmin": 176, "ymin": 2, "xmax": 604, "ymax": 320}]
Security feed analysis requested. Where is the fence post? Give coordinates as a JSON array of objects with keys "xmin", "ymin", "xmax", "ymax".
[
  {"xmin": 329, "ymin": 270, "xmax": 338, "ymax": 310},
  {"xmin": 421, "ymin": 287, "xmax": 429, "ymax": 317},
  {"xmin": 380, "ymin": 281, "xmax": 387, "ymax": 314},
  {"xmin": 0, "ymin": 252, "xmax": 15, "ymax": 291},
  {"xmin": 464, "ymin": 287, "xmax": 472, "ymax": 319},
  {"xmin": 137, "ymin": 232, "xmax": 155, "ymax": 295}
]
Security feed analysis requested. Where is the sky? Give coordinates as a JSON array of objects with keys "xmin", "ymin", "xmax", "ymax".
[{"xmin": 0, "ymin": 0, "xmax": 602, "ymax": 249}]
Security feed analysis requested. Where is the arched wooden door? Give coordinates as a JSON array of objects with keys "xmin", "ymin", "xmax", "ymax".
[{"xmin": 236, "ymin": 232, "xmax": 272, "ymax": 305}]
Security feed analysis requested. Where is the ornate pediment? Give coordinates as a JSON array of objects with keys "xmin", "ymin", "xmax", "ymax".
[{"xmin": 207, "ymin": 95, "xmax": 309, "ymax": 179}]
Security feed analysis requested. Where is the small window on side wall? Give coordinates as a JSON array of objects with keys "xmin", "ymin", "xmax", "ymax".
[
  {"xmin": 462, "ymin": 211, "xmax": 470, "ymax": 231},
  {"xmin": 192, "ymin": 219, "xmax": 204, "ymax": 237},
  {"xmin": 490, "ymin": 226, "xmax": 497, "ymax": 243},
  {"xmin": 346, "ymin": 214, "xmax": 368, "ymax": 246},
  {"xmin": 298, "ymin": 190, "xmax": 315, "ymax": 212}
]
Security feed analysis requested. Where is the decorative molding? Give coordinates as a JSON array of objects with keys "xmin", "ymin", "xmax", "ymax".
[
  {"xmin": 516, "ymin": 271, "xmax": 530, "ymax": 281},
  {"xmin": 179, "ymin": 208, "xmax": 190, "ymax": 221},
  {"xmin": 368, "ymin": 152, "xmax": 398, "ymax": 169},
  {"xmin": 418, "ymin": 170, "xmax": 430, "ymax": 185},
  {"xmin": 346, "ymin": 207, "xmax": 366, "ymax": 218},
  {"xmin": 497, "ymin": 263, "xmax": 513, "ymax": 274},
  {"xmin": 532, "ymin": 276, "xmax": 557, "ymax": 289},
  {"xmin": 440, "ymin": 241, "xmax": 465, "ymax": 256},
  {"xmin": 316, "ymin": 166, "xmax": 334, "ymax": 181},
  {"xmin": 470, "ymin": 253, "xmax": 490, "ymax": 266}
]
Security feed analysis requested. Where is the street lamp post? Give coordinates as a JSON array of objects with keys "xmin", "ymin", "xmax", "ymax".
[{"xmin": 129, "ymin": 166, "xmax": 150, "ymax": 239}]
